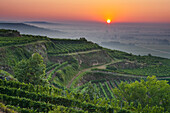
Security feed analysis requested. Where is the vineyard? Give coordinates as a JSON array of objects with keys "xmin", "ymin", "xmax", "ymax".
[
  {"xmin": 0, "ymin": 79, "xmax": 127, "ymax": 113},
  {"xmin": 46, "ymin": 39, "xmax": 100, "ymax": 55},
  {"xmin": 0, "ymin": 35, "xmax": 100, "ymax": 55},
  {"xmin": 46, "ymin": 61, "xmax": 68, "ymax": 81},
  {"xmin": 0, "ymin": 35, "xmax": 48, "ymax": 47},
  {"xmin": 118, "ymin": 65, "xmax": 170, "ymax": 77},
  {"xmin": 77, "ymin": 78, "xmax": 142, "ymax": 99},
  {"xmin": 0, "ymin": 29, "xmax": 170, "ymax": 113},
  {"xmin": 105, "ymin": 49, "xmax": 170, "ymax": 77}
]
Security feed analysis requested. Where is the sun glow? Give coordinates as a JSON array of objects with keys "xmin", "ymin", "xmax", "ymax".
[{"xmin": 106, "ymin": 19, "xmax": 111, "ymax": 24}]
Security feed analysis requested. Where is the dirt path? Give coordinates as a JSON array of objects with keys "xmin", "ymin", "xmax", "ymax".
[
  {"xmin": 66, "ymin": 60, "xmax": 116, "ymax": 88},
  {"xmin": 107, "ymin": 81, "xmax": 112, "ymax": 90},
  {"xmin": 0, "ymin": 40, "xmax": 48, "ymax": 48},
  {"xmin": 66, "ymin": 68, "xmax": 90, "ymax": 88},
  {"xmin": 67, "ymin": 56, "xmax": 170, "ymax": 88},
  {"xmin": 57, "ymin": 49, "xmax": 101, "ymax": 56},
  {"xmin": 46, "ymin": 67, "xmax": 55, "ymax": 75}
]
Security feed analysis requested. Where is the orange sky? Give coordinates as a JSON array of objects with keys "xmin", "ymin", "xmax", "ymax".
[{"xmin": 0, "ymin": 0, "xmax": 170, "ymax": 23}]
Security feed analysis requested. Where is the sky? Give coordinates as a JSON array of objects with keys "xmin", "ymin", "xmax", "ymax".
[{"xmin": 0, "ymin": 0, "xmax": 170, "ymax": 23}]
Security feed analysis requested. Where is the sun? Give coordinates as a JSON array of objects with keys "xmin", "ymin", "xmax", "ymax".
[{"xmin": 106, "ymin": 19, "xmax": 111, "ymax": 24}]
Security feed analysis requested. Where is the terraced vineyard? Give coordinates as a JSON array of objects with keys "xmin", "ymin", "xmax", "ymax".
[
  {"xmin": 46, "ymin": 39, "xmax": 100, "ymax": 55},
  {"xmin": 0, "ymin": 79, "xmax": 120, "ymax": 113},
  {"xmin": 118, "ymin": 65, "xmax": 170, "ymax": 77},
  {"xmin": 46, "ymin": 62, "xmax": 68, "ymax": 81},
  {"xmin": 46, "ymin": 62, "xmax": 59, "ymax": 73},
  {"xmin": 0, "ymin": 35, "xmax": 48, "ymax": 47},
  {"xmin": 1, "ymin": 29, "xmax": 170, "ymax": 112},
  {"xmin": 0, "ymin": 35, "xmax": 100, "ymax": 55},
  {"xmin": 106, "ymin": 49, "xmax": 170, "ymax": 77},
  {"xmin": 90, "ymin": 78, "xmax": 142, "ymax": 99}
]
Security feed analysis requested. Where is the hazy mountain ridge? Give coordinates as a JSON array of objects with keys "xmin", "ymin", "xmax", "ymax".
[
  {"xmin": 24, "ymin": 21, "xmax": 64, "ymax": 25},
  {"xmin": 0, "ymin": 23, "xmax": 64, "ymax": 36}
]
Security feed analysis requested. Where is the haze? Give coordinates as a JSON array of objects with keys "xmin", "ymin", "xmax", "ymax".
[{"xmin": 0, "ymin": 0, "xmax": 170, "ymax": 23}]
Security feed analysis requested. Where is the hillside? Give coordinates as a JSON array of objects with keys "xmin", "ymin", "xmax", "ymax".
[
  {"xmin": 0, "ymin": 29, "xmax": 170, "ymax": 113},
  {"xmin": 0, "ymin": 23, "xmax": 63, "ymax": 36}
]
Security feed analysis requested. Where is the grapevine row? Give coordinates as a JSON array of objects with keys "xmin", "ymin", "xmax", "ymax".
[
  {"xmin": 99, "ymin": 83, "xmax": 108, "ymax": 99},
  {"xmin": 0, "ymin": 79, "xmax": 116, "ymax": 112},
  {"xmin": 104, "ymin": 82, "xmax": 114, "ymax": 98},
  {"xmin": 46, "ymin": 63, "xmax": 59, "ymax": 72},
  {"xmin": 47, "ymin": 61, "xmax": 68, "ymax": 81}
]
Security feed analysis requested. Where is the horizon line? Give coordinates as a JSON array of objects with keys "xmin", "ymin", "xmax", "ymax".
[{"xmin": 0, "ymin": 20, "xmax": 170, "ymax": 24}]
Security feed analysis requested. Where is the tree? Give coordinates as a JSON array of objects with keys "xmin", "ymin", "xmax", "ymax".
[
  {"xmin": 79, "ymin": 37, "xmax": 87, "ymax": 41},
  {"xmin": 14, "ymin": 53, "xmax": 46, "ymax": 85},
  {"xmin": 113, "ymin": 76, "xmax": 170, "ymax": 112}
]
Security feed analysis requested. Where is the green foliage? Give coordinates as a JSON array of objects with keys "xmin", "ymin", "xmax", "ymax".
[
  {"xmin": 49, "ymin": 105, "xmax": 87, "ymax": 113},
  {"xmin": 1, "ymin": 31, "xmax": 170, "ymax": 113},
  {"xmin": 79, "ymin": 37, "xmax": 87, "ymax": 41},
  {"xmin": 0, "ymin": 35, "xmax": 47, "ymax": 47},
  {"xmin": 0, "ymin": 29, "xmax": 17, "ymax": 33},
  {"xmin": 106, "ymin": 49, "xmax": 170, "ymax": 77},
  {"xmin": 119, "ymin": 65, "xmax": 170, "ymax": 77},
  {"xmin": 99, "ymin": 82, "xmax": 108, "ymax": 99},
  {"xmin": 0, "ymin": 79, "xmax": 117, "ymax": 113},
  {"xmin": 80, "ymin": 82, "xmax": 101, "ymax": 100},
  {"xmin": 47, "ymin": 61, "xmax": 71, "ymax": 81},
  {"xmin": 113, "ymin": 76, "xmax": 170, "ymax": 112},
  {"xmin": 104, "ymin": 82, "xmax": 114, "ymax": 98},
  {"xmin": 70, "ymin": 72, "xmax": 89, "ymax": 88},
  {"xmin": 0, "ymin": 46, "xmax": 31, "ymax": 68},
  {"xmin": 0, "ymin": 94, "xmax": 54, "ymax": 112},
  {"xmin": 107, "ymin": 65, "xmax": 117, "ymax": 71},
  {"xmin": 50, "ymin": 61, "xmax": 79, "ymax": 87},
  {"xmin": 47, "ymin": 61, "xmax": 68, "ymax": 82},
  {"xmin": 1, "ymin": 76, "xmax": 168, "ymax": 112},
  {"xmin": 0, "ymin": 70, "xmax": 17, "ymax": 81},
  {"xmin": 107, "ymin": 49, "xmax": 166, "ymax": 64},
  {"xmin": 56, "ymin": 62, "xmax": 79, "ymax": 86},
  {"xmin": 106, "ymin": 49, "xmax": 133, "ymax": 60},
  {"xmin": 6, "ymin": 105, "xmax": 36, "ymax": 113},
  {"xmin": 14, "ymin": 53, "xmax": 46, "ymax": 85},
  {"xmin": 46, "ymin": 39, "xmax": 100, "ymax": 55},
  {"xmin": 0, "ymin": 102, "xmax": 17, "ymax": 113},
  {"xmin": 46, "ymin": 63, "xmax": 59, "ymax": 72}
]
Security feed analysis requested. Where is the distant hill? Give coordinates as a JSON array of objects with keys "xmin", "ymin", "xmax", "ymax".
[
  {"xmin": 0, "ymin": 23, "xmax": 64, "ymax": 36},
  {"xmin": 24, "ymin": 21, "xmax": 63, "ymax": 25}
]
